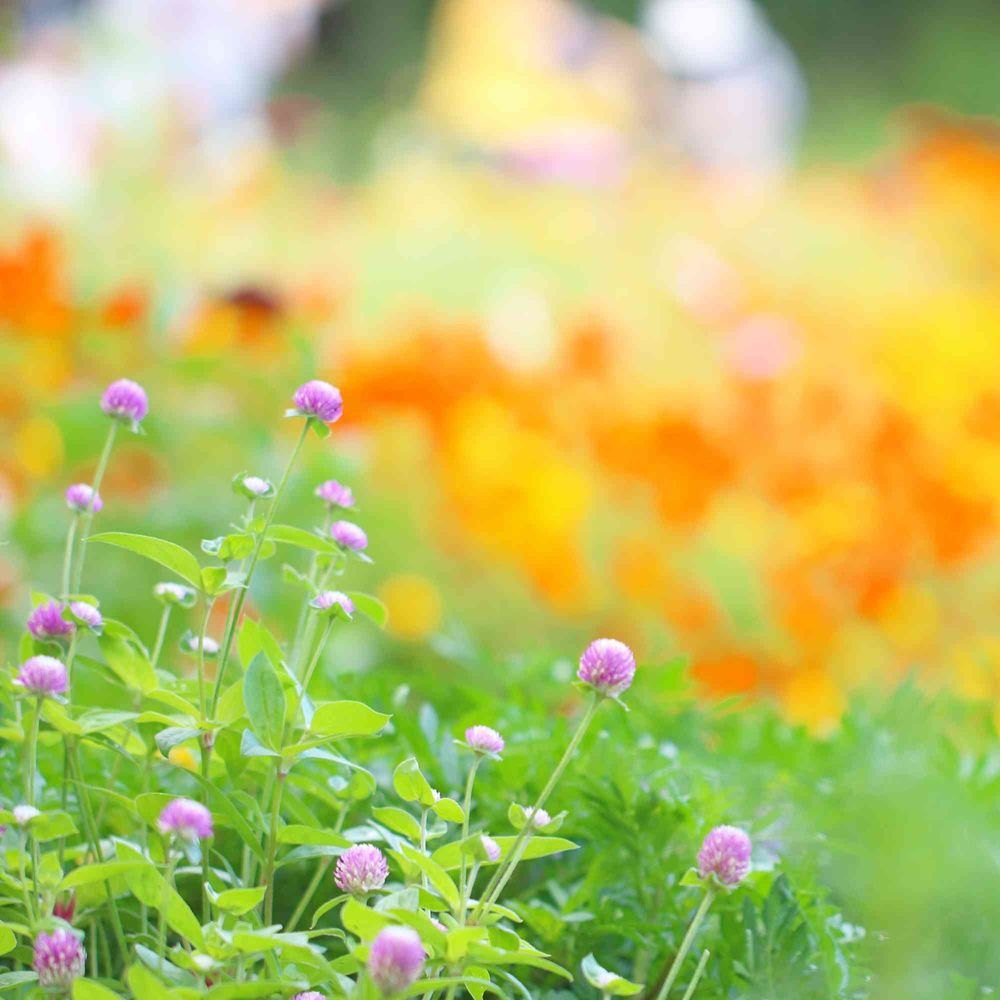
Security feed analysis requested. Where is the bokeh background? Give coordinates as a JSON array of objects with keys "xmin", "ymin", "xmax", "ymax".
[{"xmin": 2, "ymin": 0, "xmax": 999, "ymax": 727}]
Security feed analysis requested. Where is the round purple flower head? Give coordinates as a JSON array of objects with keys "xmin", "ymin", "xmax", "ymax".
[
  {"xmin": 69, "ymin": 602, "xmax": 102, "ymax": 631},
  {"xmin": 158, "ymin": 798, "xmax": 213, "ymax": 841},
  {"xmin": 697, "ymin": 825, "xmax": 752, "ymax": 886},
  {"xmin": 577, "ymin": 638, "xmax": 636, "ymax": 697},
  {"xmin": 293, "ymin": 380, "xmax": 343, "ymax": 423},
  {"xmin": 481, "ymin": 835, "xmax": 501, "ymax": 862},
  {"xmin": 311, "ymin": 591, "xmax": 355, "ymax": 616},
  {"xmin": 291, "ymin": 993, "xmax": 326, "ymax": 1000},
  {"xmin": 33, "ymin": 929, "xmax": 85, "ymax": 991},
  {"xmin": 368, "ymin": 926, "xmax": 425, "ymax": 996},
  {"xmin": 15, "ymin": 656, "xmax": 68, "ymax": 697},
  {"xmin": 330, "ymin": 520, "xmax": 367, "ymax": 552},
  {"xmin": 27, "ymin": 601, "xmax": 74, "ymax": 640},
  {"xmin": 335, "ymin": 843, "xmax": 389, "ymax": 895},
  {"xmin": 100, "ymin": 378, "xmax": 148, "ymax": 423},
  {"xmin": 315, "ymin": 479, "xmax": 355, "ymax": 509},
  {"xmin": 465, "ymin": 725, "xmax": 505, "ymax": 755},
  {"xmin": 65, "ymin": 483, "xmax": 103, "ymax": 514}
]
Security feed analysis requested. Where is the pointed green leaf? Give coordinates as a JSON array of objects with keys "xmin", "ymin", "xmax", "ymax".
[{"xmin": 89, "ymin": 533, "xmax": 203, "ymax": 589}]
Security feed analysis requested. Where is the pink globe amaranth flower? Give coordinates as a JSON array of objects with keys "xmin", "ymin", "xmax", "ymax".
[
  {"xmin": 27, "ymin": 601, "xmax": 74, "ymax": 640},
  {"xmin": 291, "ymin": 993, "xmax": 326, "ymax": 1000},
  {"xmin": 13, "ymin": 804, "xmax": 41, "ymax": 826},
  {"xmin": 368, "ymin": 926, "xmax": 425, "ymax": 995},
  {"xmin": 481, "ymin": 835, "xmax": 501, "ymax": 862},
  {"xmin": 15, "ymin": 656, "xmax": 68, "ymax": 697},
  {"xmin": 241, "ymin": 476, "xmax": 272, "ymax": 497},
  {"xmin": 330, "ymin": 520, "xmax": 368, "ymax": 552},
  {"xmin": 293, "ymin": 380, "xmax": 343, "ymax": 423},
  {"xmin": 335, "ymin": 844, "xmax": 389, "ymax": 895},
  {"xmin": 158, "ymin": 798, "xmax": 213, "ymax": 841},
  {"xmin": 311, "ymin": 590, "xmax": 355, "ymax": 616},
  {"xmin": 577, "ymin": 638, "xmax": 636, "ymax": 697},
  {"xmin": 315, "ymin": 479, "xmax": 355, "ymax": 509},
  {"xmin": 65, "ymin": 483, "xmax": 102, "ymax": 514},
  {"xmin": 525, "ymin": 807, "xmax": 551, "ymax": 829},
  {"xmin": 465, "ymin": 725, "xmax": 505, "ymax": 755},
  {"xmin": 33, "ymin": 928, "xmax": 85, "ymax": 991},
  {"xmin": 69, "ymin": 602, "xmax": 102, "ymax": 631},
  {"xmin": 100, "ymin": 378, "xmax": 148, "ymax": 423},
  {"xmin": 697, "ymin": 825, "xmax": 752, "ymax": 886}
]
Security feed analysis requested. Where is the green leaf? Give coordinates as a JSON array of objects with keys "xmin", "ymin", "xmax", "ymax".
[
  {"xmin": 211, "ymin": 886, "xmax": 266, "ymax": 915},
  {"xmin": 266, "ymin": 524, "xmax": 335, "ymax": 554},
  {"xmin": 432, "ymin": 798, "xmax": 465, "ymax": 824},
  {"xmin": 28, "ymin": 811, "xmax": 77, "ymax": 842},
  {"xmin": 0, "ymin": 926, "xmax": 15, "ymax": 957},
  {"xmin": 73, "ymin": 978, "xmax": 125, "ymax": 1000},
  {"xmin": 433, "ymin": 836, "xmax": 579, "ymax": 871},
  {"xmin": 398, "ymin": 843, "xmax": 460, "ymax": 910},
  {"xmin": 127, "ymin": 963, "xmax": 171, "ymax": 1000},
  {"xmin": 581, "ymin": 954, "xmax": 643, "ymax": 996},
  {"xmin": 185, "ymin": 771, "xmax": 265, "ymax": 863},
  {"xmin": 373, "ymin": 806, "xmax": 422, "ymax": 841},
  {"xmin": 98, "ymin": 634, "xmax": 157, "ymax": 693},
  {"xmin": 277, "ymin": 825, "xmax": 351, "ymax": 847},
  {"xmin": 200, "ymin": 566, "xmax": 229, "ymax": 595},
  {"xmin": 399, "ymin": 978, "xmax": 504, "ymax": 999},
  {"xmin": 0, "ymin": 972, "xmax": 39, "ymax": 991},
  {"xmin": 345, "ymin": 592, "xmax": 388, "ymax": 628},
  {"xmin": 89, "ymin": 533, "xmax": 203, "ymax": 589},
  {"xmin": 243, "ymin": 653, "xmax": 286, "ymax": 750},
  {"xmin": 341, "ymin": 898, "xmax": 390, "ymax": 940},
  {"xmin": 310, "ymin": 701, "xmax": 390, "ymax": 740},
  {"xmin": 393, "ymin": 757, "xmax": 437, "ymax": 807},
  {"xmin": 60, "ymin": 862, "xmax": 144, "ymax": 891}
]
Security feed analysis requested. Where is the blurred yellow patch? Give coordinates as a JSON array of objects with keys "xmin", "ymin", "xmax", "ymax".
[
  {"xmin": 14, "ymin": 417, "xmax": 63, "ymax": 480},
  {"xmin": 379, "ymin": 574, "xmax": 443, "ymax": 641},
  {"xmin": 168, "ymin": 746, "xmax": 198, "ymax": 771}
]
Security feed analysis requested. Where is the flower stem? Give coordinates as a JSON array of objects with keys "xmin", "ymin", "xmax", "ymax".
[
  {"xmin": 680, "ymin": 949, "xmax": 711, "ymax": 1000},
  {"xmin": 66, "ymin": 737, "xmax": 128, "ymax": 960},
  {"xmin": 472, "ymin": 694, "xmax": 600, "ymax": 922},
  {"xmin": 60, "ymin": 514, "xmax": 79, "ymax": 598},
  {"xmin": 209, "ymin": 423, "xmax": 309, "ymax": 719},
  {"xmin": 157, "ymin": 852, "xmax": 178, "ymax": 972},
  {"xmin": 457, "ymin": 757, "xmax": 481, "ymax": 922},
  {"xmin": 285, "ymin": 805, "xmax": 348, "ymax": 932},
  {"xmin": 25, "ymin": 696, "xmax": 41, "ymax": 805},
  {"xmin": 71, "ymin": 421, "xmax": 118, "ymax": 594},
  {"xmin": 195, "ymin": 598, "xmax": 215, "ymax": 720},
  {"xmin": 150, "ymin": 606, "xmax": 172, "ymax": 670},
  {"xmin": 262, "ymin": 763, "xmax": 286, "ymax": 924},
  {"xmin": 653, "ymin": 889, "xmax": 716, "ymax": 1000}
]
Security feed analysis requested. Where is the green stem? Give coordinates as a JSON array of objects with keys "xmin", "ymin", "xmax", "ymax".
[
  {"xmin": 209, "ymin": 423, "xmax": 309, "ymax": 719},
  {"xmin": 157, "ymin": 852, "xmax": 179, "ymax": 972},
  {"xmin": 457, "ymin": 758, "xmax": 481, "ymax": 922},
  {"xmin": 66, "ymin": 738, "xmax": 128, "ymax": 959},
  {"xmin": 195, "ymin": 598, "xmax": 215, "ymax": 720},
  {"xmin": 680, "ymin": 949, "xmax": 711, "ymax": 1000},
  {"xmin": 291, "ymin": 617, "xmax": 335, "ymax": 725},
  {"xmin": 150, "ymin": 606, "xmax": 172, "ymax": 670},
  {"xmin": 262, "ymin": 764, "xmax": 286, "ymax": 925},
  {"xmin": 60, "ymin": 515, "xmax": 79, "ymax": 599},
  {"xmin": 285, "ymin": 804, "xmax": 348, "ymax": 933},
  {"xmin": 18, "ymin": 829, "xmax": 35, "ymax": 924},
  {"xmin": 472, "ymin": 695, "xmax": 600, "ymax": 921},
  {"xmin": 419, "ymin": 809, "xmax": 429, "ymax": 892},
  {"xmin": 25, "ymin": 696, "xmax": 41, "ymax": 804},
  {"xmin": 653, "ymin": 890, "xmax": 717, "ymax": 1000},
  {"xmin": 71, "ymin": 421, "xmax": 118, "ymax": 593}
]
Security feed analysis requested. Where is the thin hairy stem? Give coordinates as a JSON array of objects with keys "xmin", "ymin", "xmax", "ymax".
[
  {"xmin": 653, "ymin": 889, "xmax": 716, "ymax": 1000},
  {"xmin": 72, "ymin": 421, "xmax": 118, "ymax": 593}
]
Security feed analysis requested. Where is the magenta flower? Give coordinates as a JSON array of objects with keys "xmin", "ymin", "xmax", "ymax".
[
  {"xmin": 158, "ymin": 798, "xmax": 213, "ymax": 841},
  {"xmin": 481, "ymin": 835, "xmax": 501, "ymax": 862},
  {"xmin": 577, "ymin": 638, "xmax": 636, "ymax": 697},
  {"xmin": 292, "ymin": 380, "xmax": 343, "ymax": 423},
  {"xmin": 697, "ymin": 825, "xmax": 752, "ymax": 886},
  {"xmin": 53, "ymin": 892, "xmax": 76, "ymax": 923},
  {"xmin": 315, "ymin": 479, "xmax": 355, "ymax": 509},
  {"xmin": 15, "ymin": 656, "xmax": 68, "ymax": 697},
  {"xmin": 100, "ymin": 378, "xmax": 148, "ymax": 423},
  {"xmin": 465, "ymin": 725, "xmax": 505, "ymax": 755},
  {"xmin": 27, "ymin": 601, "xmax": 74, "ymax": 640},
  {"xmin": 291, "ymin": 993, "xmax": 326, "ymax": 1000},
  {"xmin": 334, "ymin": 844, "xmax": 389, "ymax": 895},
  {"xmin": 33, "ymin": 929, "xmax": 85, "ymax": 991},
  {"xmin": 310, "ymin": 591, "xmax": 355, "ymax": 616},
  {"xmin": 368, "ymin": 926, "xmax": 425, "ymax": 995},
  {"xmin": 330, "ymin": 520, "xmax": 367, "ymax": 552},
  {"xmin": 65, "ymin": 483, "xmax": 103, "ymax": 514},
  {"xmin": 69, "ymin": 602, "xmax": 102, "ymax": 631}
]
